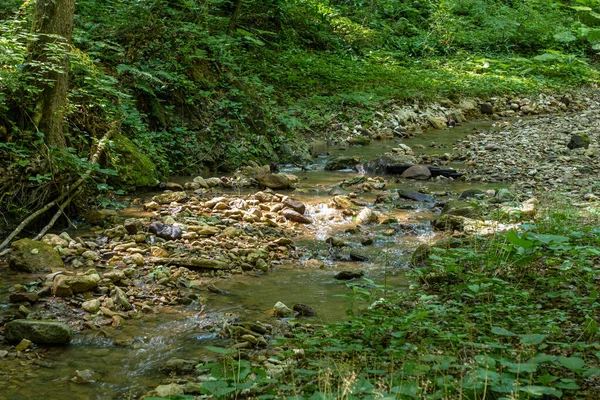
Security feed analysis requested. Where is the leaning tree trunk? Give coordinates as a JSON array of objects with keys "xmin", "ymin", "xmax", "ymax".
[{"xmin": 30, "ymin": 0, "xmax": 75, "ymax": 148}]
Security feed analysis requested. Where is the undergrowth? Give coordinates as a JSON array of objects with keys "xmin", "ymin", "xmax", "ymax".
[{"xmin": 189, "ymin": 199, "xmax": 600, "ymax": 399}]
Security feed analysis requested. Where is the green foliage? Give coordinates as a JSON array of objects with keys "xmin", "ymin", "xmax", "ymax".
[{"xmin": 259, "ymin": 205, "xmax": 600, "ymax": 399}]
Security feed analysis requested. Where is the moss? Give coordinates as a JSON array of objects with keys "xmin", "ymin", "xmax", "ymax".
[{"xmin": 109, "ymin": 134, "xmax": 159, "ymax": 188}]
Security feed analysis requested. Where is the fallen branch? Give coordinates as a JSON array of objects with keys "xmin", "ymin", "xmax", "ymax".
[
  {"xmin": 0, "ymin": 124, "xmax": 116, "ymax": 251},
  {"xmin": 33, "ymin": 186, "xmax": 82, "ymax": 241}
]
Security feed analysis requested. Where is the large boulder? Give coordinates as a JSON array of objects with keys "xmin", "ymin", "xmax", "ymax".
[
  {"xmin": 325, "ymin": 156, "xmax": 361, "ymax": 171},
  {"xmin": 9, "ymin": 239, "xmax": 64, "ymax": 273},
  {"xmin": 255, "ymin": 173, "xmax": 292, "ymax": 190},
  {"xmin": 5, "ymin": 320, "xmax": 72, "ymax": 344},
  {"xmin": 109, "ymin": 134, "xmax": 159, "ymax": 188},
  {"xmin": 52, "ymin": 272, "xmax": 100, "ymax": 297},
  {"xmin": 401, "ymin": 165, "xmax": 431, "ymax": 180},
  {"xmin": 364, "ymin": 154, "xmax": 418, "ymax": 174}
]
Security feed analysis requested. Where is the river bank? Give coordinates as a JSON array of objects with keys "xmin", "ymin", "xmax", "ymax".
[{"xmin": 0, "ymin": 92, "xmax": 599, "ymax": 398}]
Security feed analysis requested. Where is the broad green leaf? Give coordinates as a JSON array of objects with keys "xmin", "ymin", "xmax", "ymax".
[
  {"xmin": 520, "ymin": 334, "xmax": 547, "ymax": 345},
  {"xmin": 556, "ymin": 379, "xmax": 580, "ymax": 390},
  {"xmin": 391, "ymin": 381, "xmax": 419, "ymax": 399},
  {"xmin": 474, "ymin": 354, "xmax": 497, "ymax": 367},
  {"xmin": 558, "ymin": 356, "xmax": 585, "ymax": 371},
  {"xmin": 505, "ymin": 230, "xmax": 533, "ymax": 249},
  {"xmin": 519, "ymin": 385, "xmax": 562, "ymax": 397},
  {"xmin": 491, "ymin": 326, "xmax": 517, "ymax": 336}
]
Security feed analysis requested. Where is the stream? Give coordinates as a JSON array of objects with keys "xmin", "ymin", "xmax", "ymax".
[{"xmin": 0, "ymin": 120, "xmax": 502, "ymax": 400}]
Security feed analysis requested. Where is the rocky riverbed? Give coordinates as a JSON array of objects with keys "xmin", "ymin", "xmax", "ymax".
[{"xmin": 1, "ymin": 90, "xmax": 599, "ymax": 399}]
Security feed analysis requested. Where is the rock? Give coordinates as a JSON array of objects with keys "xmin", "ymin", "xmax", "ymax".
[
  {"xmin": 364, "ymin": 154, "xmax": 418, "ymax": 174},
  {"xmin": 188, "ymin": 225, "xmax": 221, "ymax": 236},
  {"xmin": 334, "ymin": 270, "xmax": 364, "ymax": 280},
  {"xmin": 149, "ymin": 221, "xmax": 182, "ymax": 240},
  {"xmin": 325, "ymin": 236, "xmax": 347, "ymax": 247},
  {"xmin": 568, "ymin": 134, "xmax": 590, "ymax": 150},
  {"xmin": 123, "ymin": 218, "xmax": 144, "ymax": 235},
  {"xmin": 441, "ymin": 200, "xmax": 481, "ymax": 219},
  {"xmin": 41, "ymin": 234, "xmax": 70, "ymax": 248},
  {"xmin": 81, "ymin": 250, "xmax": 100, "ymax": 261},
  {"xmin": 205, "ymin": 177, "xmax": 221, "ymax": 187},
  {"xmin": 152, "ymin": 191, "xmax": 188, "ymax": 204},
  {"xmin": 255, "ymin": 173, "xmax": 292, "ymax": 190},
  {"xmin": 459, "ymin": 189, "xmax": 485, "ymax": 199},
  {"xmin": 293, "ymin": 303, "xmax": 316, "ymax": 317},
  {"xmin": 83, "ymin": 209, "xmax": 119, "ymax": 225},
  {"xmin": 109, "ymin": 134, "xmax": 159, "ymax": 188},
  {"xmin": 349, "ymin": 251, "xmax": 369, "ymax": 262},
  {"xmin": 148, "ymin": 383, "xmax": 186, "ymax": 398},
  {"xmin": 397, "ymin": 189, "xmax": 433, "ymax": 202},
  {"xmin": 431, "ymin": 214, "xmax": 471, "ymax": 231},
  {"xmin": 192, "ymin": 176, "xmax": 209, "ymax": 188},
  {"xmin": 15, "ymin": 339, "xmax": 32, "ymax": 352},
  {"xmin": 160, "ymin": 358, "xmax": 198, "ymax": 375},
  {"xmin": 71, "ymin": 369, "xmax": 97, "ymax": 384},
  {"xmin": 111, "ymin": 286, "xmax": 133, "ymax": 311},
  {"xmin": 348, "ymin": 136, "xmax": 371, "ymax": 146},
  {"xmin": 401, "ymin": 165, "xmax": 431, "ymax": 180},
  {"xmin": 52, "ymin": 272, "xmax": 100, "ymax": 297},
  {"xmin": 273, "ymin": 301, "xmax": 294, "ymax": 318},
  {"xmin": 282, "ymin": 209, "xmax": 312, "ymax": 224},
  {"xmin": 5, "ymin": 320, "xmax": 72, "ymax": 344},
  {"xmin": 480, "ymin": 103, "xmax": 494, "ymax": 115},
  {"xmin": 331, "ymin": 195, "xmax": 355, "ymax": 210},
  {"xmin": 325, "ymin": 156, "xmax": 361, "ymax": 171},
  {"xmin": 304, "ymin": 259, "xmax": 325, "ymax": 269},
  {"xmin": 165, "ymin": 182, "xmax": 184, "ymax": 191},
  {"xmin": 9, "ymin": 238, "xmax": 64, "ymax": 273},
  {"xmin": 356, "ymin": 207, "xmax": 377, "ymax": 224},
  {"xmin": 427, "ymin": 115, "xmax": 447, "ymax": 129},
  {"xmin": 9, "ymin": 292, "xmax": 38, "ymax": 303},
  {"xmin": 283, "ymin": 198, "xmax": 306, "ymax": 214},
  {"xmin": 82, "ymin": 299, "xmax": 101, "ymax": 313},
  {"xmin": 105, "ymin": 225, "xmax": 128, "ymax": 239}
]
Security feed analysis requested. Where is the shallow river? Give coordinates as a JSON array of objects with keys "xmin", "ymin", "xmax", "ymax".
[{"xmin": 0, "ymin": 121, "xmax": 500, "ymax": 399}]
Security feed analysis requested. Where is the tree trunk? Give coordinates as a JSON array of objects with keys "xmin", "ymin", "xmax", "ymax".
[
  {"xmin": 30, "ymin": 0, "xmax": 75, "ymax": 148},
  {"xmin": 227, "ymin": 0, "xmax": 243, "ymax": 35}
]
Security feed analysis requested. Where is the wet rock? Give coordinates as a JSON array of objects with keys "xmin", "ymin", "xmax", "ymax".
[
  {"xmin": 9, "ymin": 292, "xmax": 38, "ymax": 303},
  {"xmin": 52, "ymin": 272, "xmax": 100, "ymax": 297},
  {"xmin": 111, "ymin": 286, "xmax": 133, "ymax": 311},
  {"xmin": 207, "ymin": 284, "xmax": 227, "ymax": 295},
  {"xmin": 123, "ymin": 218, "xmax": 144, "ymax": 235},
  {"xmin": 325, "ymin": 236, "xmax": 347, "ymax": 247},
  {"xmin": 160, "ymin": 358, "xmax": 198, "ymax": 375},
  {"xmin": 9, "ymin": 238, "xmax": 64, "ymax": 273},
  {"xmin": 15, "ymin": 339, "xmax": 32, "ymax": 352},
  {"xmin": 349, "ymin": 251, "xmax": 369, "ymax": 262},
  {"xmin": 164, "ymin": 182, "xmax": 184, "ymax": 191},
  {"xmin": 81, "ymin": 250, "xmax": 100, "ymax": 261},
  {"xmin": 441, "ymin": 200, "xmax": 481, "ymax": 219},
  {"xmin": 427, "ymin": 115, "xmax": 447, "ymax": 129},
  {"xmin": 255, "ymin": 173, "xmax": 292, "ymax": 190},
  {"xmin": 149, "ymin": 221, "xmax": 182, "ymax": 241},
  {"xmin": 334, "ymin": 270, "xmax": 364, "ymax": 280},
  {"xmin": 273, "ymin": 301, "xmax": 294, "ymax": 317},
  {"xmin": 152, "ymin": 191, "xmax": 188, "ymax": 204},
  {"xmin": 356, "ymin": 207, "xmax": 378, "ymax": 224},
  {"xmin": 348, "ymin": 136, "xmax": 371, "ymax": 146},
  {"xmin": 480, "ymin": 102, "xmax": 494, "ymax": 115},
  {"xmin": 82, "ymin": 299, "xmax": 101, "ymax": 313},
  {"xmin": 331, "ymin": 195, "xmax": 355, "ymax": 210},
  {"xmin": 293, "ymin": 303, "xmax": 316, "ymax": 317},
  {"xmin": 71, "ymin": 369, "xmax": 97, "ymax": 384},
  {"xmin": 431, "ymin": 214, "xmax": 471, "ymax": 231},
  {"xmin": 5, "ymin": 320, "xmax": 72, "ymax": 344},
  {"xmin": 401, "ymin": 165, "xmax": 431, "ymax": 180},
  {"xmin": 188, "ymin": 225, "xmax": 220, "ymax": 236},
  {"xmin": 304, "ymin": 259, "xmax": 325, "ymax": 269},
  {"xmin": 397, "ymin": 189, "xmax": 433, "ymax": 202},
  {"xmin": 282, "ymin": 209, "xmax": 312, "ymax": 224},
  {"xmin": 147, "ymin": 384, "xmax": 186, "ymax": 398},
  {"xmin": 325, "ymin": 155, "xmax": 361, "ymax": 171},
  {"xmin": 283, "ymin": 198, "xmax": 306, "ymax": 214},
  {"xmin": 459, "ymin": 189, "xmax": 485, "ymax": 199},
  {"xmin": 568, "ymin": 134, "xmax": 590, "ymax": 150}
]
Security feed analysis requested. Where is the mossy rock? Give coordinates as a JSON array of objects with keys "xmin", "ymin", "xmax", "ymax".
[
  {"xmin": 9, "ymin": 238, "xmax": 64, "ymax": 272},
  {"xmin": 5, "ymin": 319, "xmax": 72, "ymax": 344},
  {"xmin": 441, "ymin": 200, "xmax": 482, "ymax": 219},
  {"xmin": 109, "ymin": 134, "xmax": 159, "ymax": 188}
]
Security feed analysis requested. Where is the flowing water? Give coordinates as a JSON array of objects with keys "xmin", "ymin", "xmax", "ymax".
[{"xmin": 0, "ymin": 122, "xmax": 501, "ymax": 399}]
